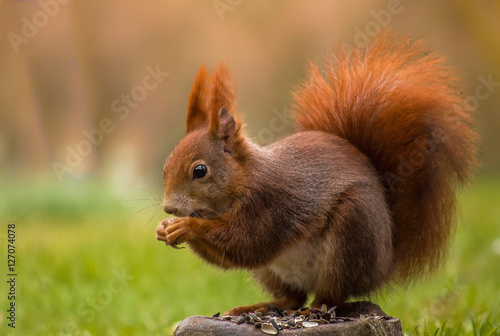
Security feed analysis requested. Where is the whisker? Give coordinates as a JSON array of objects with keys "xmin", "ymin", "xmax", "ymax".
[
  {"xmin": 128, "ymin": 203, "xmax": 161, "ymax": 220},
  {"xmin": 128, "ymin": 185, "xmax": 163, "ymax": 197},
  {"xmin": 143, "ymin": 206, "xmax": 163, "ymax": 228},
  {"xmin": 125, "ymin": 185, "xmax": 165, "ymax": 227},
  {"xmin": 124, "ymin": 198, "xmax": 163, "ymax": 202}
]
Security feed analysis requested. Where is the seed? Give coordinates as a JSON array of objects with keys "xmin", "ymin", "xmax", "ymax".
[
  {"xmin": 309, "ymin": 319, "xmax": 327, "ymax": 324},
  {"xmin": 270, "ymin": 320, "xmax": 280, "ymax": 330},
  {"xmin": 268, "ymin": 304, "xmax": 284, "ymax": 315},
  {"xmin": 249, "ymin": 312, "xmax": 261, "ymax": 322},
  {"xmin": 303, "ymin": 321, "xmax": 319, "ymax": 328},
  {"xmin": 212, "ymin": 312, "xmax": 220, "ymax": 318},
  {"xmin": 320, "ymin": 304, "xmax": 328, "ymax": 314},
  {"xmin": 235, "ymin": 315, "xmax": 246, "ymax": 324},
  {"xmin": 261, "ymin": 322, "xmax": 278, "ymax": 335}
]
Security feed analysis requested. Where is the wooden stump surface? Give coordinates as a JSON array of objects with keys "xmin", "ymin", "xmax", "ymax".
[{"xmin": 173, "ymin": 301, "xmax": 403, "ymax": 336}]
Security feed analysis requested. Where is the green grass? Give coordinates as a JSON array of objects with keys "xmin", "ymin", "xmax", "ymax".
[
  {"xmin": 0, "ymin": 176, "xmax": 499, "ymax": 335},
  {"xmin": 377, "ymin": 175, "xmax": 500, "ymax": 335}
]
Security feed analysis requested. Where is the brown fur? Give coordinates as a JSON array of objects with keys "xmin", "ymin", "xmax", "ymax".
[
  {"xmin": 292, "ymin": 33, "xmax": 477, "ymax": 280},
  {"xmin": 156, "ymin": 33, "xmax": 477, "ymax": 315}
]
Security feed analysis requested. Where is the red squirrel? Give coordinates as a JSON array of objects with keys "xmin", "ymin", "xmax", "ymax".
[{"xmin": 156, "ymin": 33, "xmax": 477, "ymax": 315}]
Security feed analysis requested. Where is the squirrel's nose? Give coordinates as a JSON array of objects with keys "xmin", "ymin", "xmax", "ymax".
[{"xmin": 163, "ymin": 201, "xmax": 177, "ymax": 215}]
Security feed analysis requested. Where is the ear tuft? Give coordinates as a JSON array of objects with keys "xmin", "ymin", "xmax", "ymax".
[
  {"xmin": 209, "ymin": 63, "xmax": 237, "ymax": 137},
  {"xmin": 186, "ymin": 65, "xmax": 209, "ymax": 133},
  {"xmin": 210, "ymin": 63, "xmax": 235, "ymax": 115}
]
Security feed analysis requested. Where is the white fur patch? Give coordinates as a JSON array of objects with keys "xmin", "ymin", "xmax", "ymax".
[{"xmin": 267, "ymin": 238, "xmax": 319, "ymax": 292}]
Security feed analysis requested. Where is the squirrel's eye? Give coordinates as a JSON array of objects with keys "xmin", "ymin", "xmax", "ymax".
[{"xmin": 193, "ymin": 164, "xmax": 207, "ymax": 180}]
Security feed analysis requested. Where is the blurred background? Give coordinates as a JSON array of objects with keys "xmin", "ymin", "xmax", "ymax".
[
  {"xmin": 1, "ymin": 0, "xmax": 500, "ymax": 184},
  {"xmin": 0, "ymin": 1, "xmax": 499, "ymax": 335}
]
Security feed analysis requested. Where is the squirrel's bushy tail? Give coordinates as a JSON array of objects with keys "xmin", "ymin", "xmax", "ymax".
[{"xmin": 292, "ymin": 33, "xmax": 477, "ymax": 281}]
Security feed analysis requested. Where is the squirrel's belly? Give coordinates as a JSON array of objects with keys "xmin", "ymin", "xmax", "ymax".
[{"xmin": 267, "ymin": 237, "xmax": 320, "ymax": 292}]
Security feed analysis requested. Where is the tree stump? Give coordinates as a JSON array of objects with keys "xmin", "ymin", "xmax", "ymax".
[{"xmin": 173, "ymin": 301, "xmax": 403, "ymax": 336}]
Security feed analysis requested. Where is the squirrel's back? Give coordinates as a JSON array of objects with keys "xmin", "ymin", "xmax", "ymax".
[{"xmin": 292, "ymin": 33, "xmax": 477, "ymax": 281}]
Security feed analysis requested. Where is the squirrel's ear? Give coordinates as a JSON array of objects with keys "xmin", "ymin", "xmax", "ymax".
[
  {"xmin": 209, "ymin": 63, "xmax": 242, "ymax": 153},
  {"xmin": 209, "ymin": 63, "xmax": 236, "ymax": 135},
  {"xmin": 213, "ymin": 107, "xmax": 241, "ymax": 153},
  {"xmin": 186, "ymin": 65, "xmax": 209, "ymax": 134}
]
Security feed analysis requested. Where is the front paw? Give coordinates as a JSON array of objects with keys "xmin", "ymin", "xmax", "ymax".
[
  {"xmin": 156, "ymin": 220, "xmax": 169, "ymax": 242},
  {"xmin": 164, "ymin": 217, "xmax": 197, "ymax": 247},
  {"xmin": 156, "ymin": 218, "xmax": 189, "ymax": 249},
  {"xmin": 224, "ymin": 303, "xmax": 270, "ymax": 316}
]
